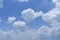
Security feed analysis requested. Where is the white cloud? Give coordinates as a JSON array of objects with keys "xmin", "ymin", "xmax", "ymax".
[
  {"xmin": 34, "ymin": 11, "xmax": 43, "ymax": 18},
  {"xmin": 52, "ymin": 0, "xmax": 60, "ymax": 7},
  {"xmin": 38, "ymin": 25, "xmax": 50, "ymax": 36},
  {"xmin": 13, "ymin": 0, "xmax": 29, "ymax": 2},
  {"xmin": 0, "ymin": 22, "xmax": 60, "ymax": 40},
  {"xmin": 0, "ymin": 0, "xmax": 60, "ymax": 40},
  {"xmin": 42, "ymin": 3, "xmax": 60, "ymax": 23},
  {"xmin": 7, "ymin": 16, "xmax": 16, "ymax": 23},
  {"xmin": 0, "ymin": 25, "xmax": 60, "ymax": 40},
  {"xmin": 42, "ymin": 8, "xmax": 59, "ymax": 23},
  {"xmin": 52, "ymin": 0, "xmax": 58, "ymax": 2},
  {"xmin": 18, "ymin": 0, "xmax": 28, "ymax": 2},
  {"xmin": 0, "ymin": 29, "xmax": 7, "ymax": 40},
  {"xmin": 0, "ymin": 17, "xmax": 2, "ymax": 22},
  {"xmin": 52, "ymin": 0, "xmax": 60, "ymax": 3},
  {"xmin": 41, "ymin": 0, "xmax": 60, "ymax": 38},
  {"xmin": 13, "ymin": 20, "xmax": 26, "ymax": 27},
  {"xmin": 0, "ymin": 20, "xmax": 1, "ymax": 22},
  {"xmin": 0, "ymin": 19, "xmax": 2, "ymax": 22},
  {"xmin": 21, "ymin": 8, "xmax": 43, "ymax": 22},
  {"xmin": 0, "ymin": 0, "xmax": 4, "ymax": 8},
  {"xmin": 51, "ymin": 22, "xmax": 60, "ymax": 34},
  {"xmin": 13, "ymin": 20, "xmax": 28, "ymax": 30}
]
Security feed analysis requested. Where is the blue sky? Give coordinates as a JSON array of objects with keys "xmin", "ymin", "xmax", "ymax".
[
  {"xmin": 0, "ymin": 0, "xmax": 60, "ymax": 40},
  {"xmin": 0, "ymin": 0, "xmax": 55, "ymax": 29}
]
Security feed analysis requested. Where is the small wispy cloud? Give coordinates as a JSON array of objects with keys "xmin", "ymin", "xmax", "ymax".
[
  {"xmin": 7, "ymin": 16, "xmax": 16, "ymax": 23},
  {"xmin": 13, "ymin": 0, "xmax": 29, "ymax": 2},
  {"xmin": 0, "ymin": 0, "xmax": 4, "ymax": 8}
]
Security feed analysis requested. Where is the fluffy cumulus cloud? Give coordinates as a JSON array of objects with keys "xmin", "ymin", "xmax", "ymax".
[
  {"xmin": 41, "ymin": 0, "xmax": 60, "ymax": 39},
  {"xmin": 13, "ymin": 21, "xmax": 26, "ymax": 27},
  {"xmin": 0, "ymin": 29, "xmax": 7, "ymax": 40},
  {"xmin": 13, "ymin": 20, "xmax": 28, "ymax": 30},
  {"xmin": 7, "ymin": 16, "xmax": 16, "ymax": 23},
  {"xmin": 0, "ymin": 0, "xmax": 4, "ymax": 8},
  {"xmin": 42, "ymin": 8, "xmax": 60, "ymax": 23},
  {"xmin": 0, "ymin": 25, "xmax": 60, "ymax": 40},
  {"xmin": 38, "ymin": 25, "xmax": 50, "ymax": 36},
  {"xmin": 42, "ymin": 0, "xmax": 60, "ymax": 23},
  {"xmin": 21, "ymin": 8, "xmax": 43, "ymax": 22}
]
